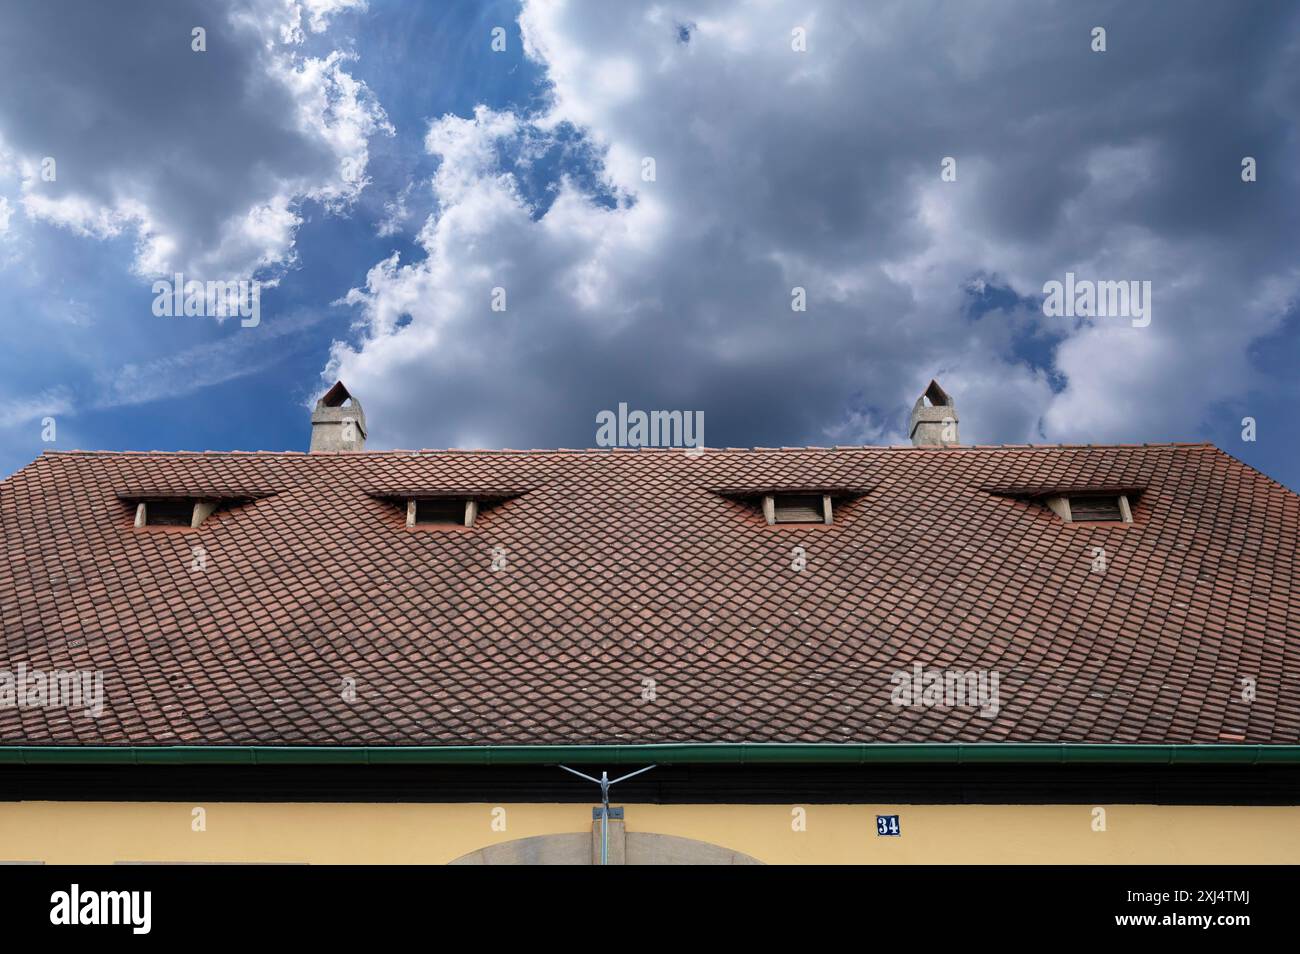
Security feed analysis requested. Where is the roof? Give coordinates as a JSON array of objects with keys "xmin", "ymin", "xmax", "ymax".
[{"xmin": 1, "ymin": 443, "xmax": 1297, "ymax": 750}]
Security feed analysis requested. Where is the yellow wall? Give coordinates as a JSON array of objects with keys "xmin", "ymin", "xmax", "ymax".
[{"xmin": 3, "ymin": 801, "xmax": 1299, "ymax": 864}]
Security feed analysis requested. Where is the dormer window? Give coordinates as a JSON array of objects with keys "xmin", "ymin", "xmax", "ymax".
[
  {"xmin": 132, "ymin": 499, "xmax": 220, "ymax": 529},
  {"xmin": 367, "ymin": 489, "xmax": 526, "ymax": 530},
  {"xmin": 407, "ymin": 498, "xmax": 477, "ymax": 528},
  {"xmin": 763, "ymin": 493, "xmax": 833, "ymax": 525},
  {"xmin": 1045, "ymin": 493, "xmax": 1133, "ymax": 524}
]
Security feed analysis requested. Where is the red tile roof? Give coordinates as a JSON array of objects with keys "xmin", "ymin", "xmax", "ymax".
[{"xmin": 1, "ymin": 443, "xmax": 1297, "ymax": 747}]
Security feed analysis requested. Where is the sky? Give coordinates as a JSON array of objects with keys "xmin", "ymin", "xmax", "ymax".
[{"xmin": 0, "ymin": 0, "xmax": 1297, "ymax": 489}]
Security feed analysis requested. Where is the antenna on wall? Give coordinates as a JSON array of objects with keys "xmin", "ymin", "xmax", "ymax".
[{"xmin": 558, "ymin": 764, "xmax": 656, "ymax": 865}]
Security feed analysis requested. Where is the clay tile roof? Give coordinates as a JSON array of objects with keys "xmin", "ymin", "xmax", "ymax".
[{"xmin": 1, "ymin": 443, "xmax": 1297, "ymax": 747}]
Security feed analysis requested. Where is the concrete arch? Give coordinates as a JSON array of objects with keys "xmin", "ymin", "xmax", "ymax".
[{"xmin": 450, "ymin": 824, "xmax": 764, "ymax": 865}]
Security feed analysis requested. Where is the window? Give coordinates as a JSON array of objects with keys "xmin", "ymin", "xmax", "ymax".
[
  {"xmin": 763, "ymin": 493, "xmax": 833, "ymax": 525},
  {"xmin": 1069, "ymin": 495, "xmax": 1124, "ymax": 522},
  {"xmin": 132, "ymin": 499, "xmax": 218, "ymax": 529},
  {"xmin": 1045, "ymin": 493, "xmax": 1133, "ymax": 524},
  {"xmin": 407, "ymin": 498, "xmax": 476, "ymax": 528}
]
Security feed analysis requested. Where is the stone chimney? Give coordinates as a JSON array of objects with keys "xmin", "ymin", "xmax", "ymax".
[
  {"xmin": 909, "ymin": 379, "xmax": 959, "ymax": 447},
  {"xmin": 310, "ymin": 381, "xmax": 367, "ymax": 452}
]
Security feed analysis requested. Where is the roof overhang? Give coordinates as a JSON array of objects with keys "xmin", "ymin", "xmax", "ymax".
[
  {"xmin": 983, "ymin": 484, "xmax": 1145, "ymax": 499},
  {"xmin": 711, "ymin": 485, "xmax": 874, "ymax": 498},
  {"xmin": 2, "ymin": 743, "xmax": 1298, "ymax": 765},
  {"xmin": 114, "ymin": 490, "xmax": 275, "ymax": 502},
  {"xmin": 363, "ymin": 489, "xmax": 530, "ymax": 502}
]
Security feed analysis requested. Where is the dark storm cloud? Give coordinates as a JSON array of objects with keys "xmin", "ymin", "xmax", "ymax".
[
  {"xmin": 0, "ymin": 0, "xmax": 387, "ymax": 278},
  {"xmin": 330, "ymin": 0, "xmax": 1300, "ymax": 453}
]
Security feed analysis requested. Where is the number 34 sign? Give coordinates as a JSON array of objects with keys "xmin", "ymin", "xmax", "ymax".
[{"xmin": 876, "ymin": 814, "xmax": 901, "ymax": 836}]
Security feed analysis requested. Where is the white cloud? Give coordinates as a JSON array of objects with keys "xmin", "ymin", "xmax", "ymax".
[
  {"xmin": 0, "ymin": 386, "xmax": 74, "ymax": 430},
  {"xmin": 375, "ymin": 181, "xmax": 414, "ymax": 238},
  {"xmin": 94, "ymin": 308, "xmax": 331, "ymax": 410},
  {"xmin": 279, "ymin": 0, "xmax": 369, "ymax": 43}
]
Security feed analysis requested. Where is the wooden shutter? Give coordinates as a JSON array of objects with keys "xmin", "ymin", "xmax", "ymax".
[
  {"xmin": 773, "ymin": 494, "xmax": 824, "ymax": 523},
  {"xmin": 1068, "ymin": 495, "xmax": 1123, "ymax": 522}
]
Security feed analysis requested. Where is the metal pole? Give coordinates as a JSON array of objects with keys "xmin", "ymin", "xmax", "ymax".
[
  {"xmin": 601, "ymin": 802, "xmax": 608, "ymax": 865},
  {"xmin": 558, "ymin": 763, "xmax": 656, "ymax": 867},
  {"xmin": 600, "ymin": 771, "xmax": 610, "ymax": 866}
]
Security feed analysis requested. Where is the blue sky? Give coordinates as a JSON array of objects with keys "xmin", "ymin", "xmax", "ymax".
[{"xmin": 0, "ymin": 0, "xmax": 1297, "ymax": 490}]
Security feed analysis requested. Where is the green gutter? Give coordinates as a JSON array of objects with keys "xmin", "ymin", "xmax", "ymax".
[{"xmin": 1, "ymin": 743, "xmax": 1298, "ymax": 766}]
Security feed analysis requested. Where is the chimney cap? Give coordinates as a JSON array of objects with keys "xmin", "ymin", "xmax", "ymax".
[
  {"xmin": 919, "ymin": 379, "xmax": 952, "ymax": 408},
  {"xmin": 316, "ymin": 380, "xmax": 356, "ymax": 409},
  {"xmin": 909, "ymin": 378, "xmax": 959, "ymax": 447}
]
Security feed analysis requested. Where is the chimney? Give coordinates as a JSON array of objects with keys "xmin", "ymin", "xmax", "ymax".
[
  {"xmin": 310, "ymin": 381, "xmax": 367, "ymax": 452},
  {"xmin": 909, "ymin": 379, "xmax": 959, "ymax": 447}
]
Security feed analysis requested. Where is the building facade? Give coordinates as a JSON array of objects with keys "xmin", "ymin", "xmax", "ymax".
[{"xmin": 1, "ymin": 383, "xmax": 1297, "ymax": 863}]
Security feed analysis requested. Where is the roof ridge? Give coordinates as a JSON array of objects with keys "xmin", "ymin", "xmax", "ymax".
[{"xmin": 36, "ymin": 442, "xmax": 1216, "ymax": 458}]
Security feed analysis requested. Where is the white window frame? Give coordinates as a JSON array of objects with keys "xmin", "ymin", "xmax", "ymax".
[{"xmin": 763, "ymin": 493, "xmax": 833, "ymax": 526}]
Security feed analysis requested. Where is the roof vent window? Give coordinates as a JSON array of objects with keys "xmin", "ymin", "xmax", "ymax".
[
  {"xmin": 133, "ymin": 499, "xmax": 219, "ymax": 529},
  {"xmin": 1069, "ymin": 496, "xmax": 1124, "ymax": 522},
  {"xmin": 407, "ymin": 498, "xmax": 477, "ymax": 528},
  {"xmin": 1045, "ymin": 493, "xmax": 1133, "ymax": 524},
  {"xmin": 764, "ymin": 493, "xmax": 833, "ymax": 525}
]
